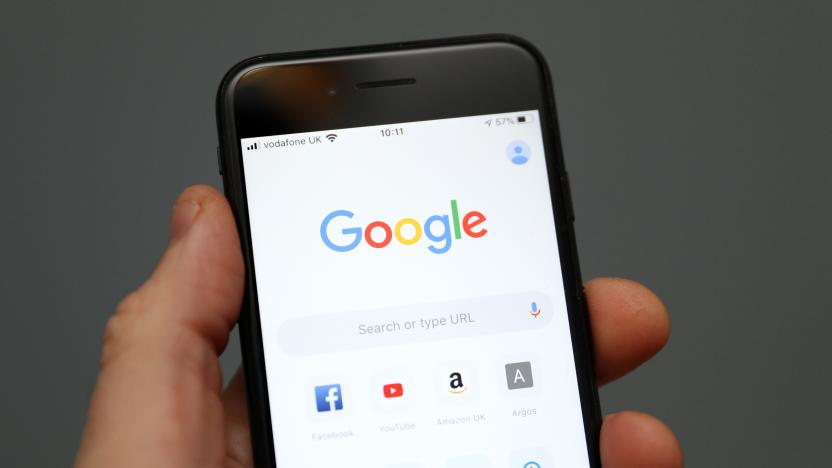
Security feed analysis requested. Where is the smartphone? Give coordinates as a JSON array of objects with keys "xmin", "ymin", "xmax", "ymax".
[{"xmin": 215, "ymin": 35, "xmax": 601, "ymax": 468}]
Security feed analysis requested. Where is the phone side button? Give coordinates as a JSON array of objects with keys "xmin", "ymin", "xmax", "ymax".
[
  {"xmin": 561, "ymin": 172, "xmax": 576, "ymax": 222},
  {"xmin": 216, "ymin": 146, "xmax": 224, "ymax": 175}
]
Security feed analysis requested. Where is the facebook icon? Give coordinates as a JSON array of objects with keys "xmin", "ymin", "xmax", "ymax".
[{"xmin": 314, "ymin": 384, "xmax": 344, "ymax": 412}]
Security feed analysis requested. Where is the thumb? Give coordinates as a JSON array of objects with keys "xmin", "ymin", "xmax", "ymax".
[{"xmin": 75, "ymin": 185, "xmax": 244, "ymax": 468}]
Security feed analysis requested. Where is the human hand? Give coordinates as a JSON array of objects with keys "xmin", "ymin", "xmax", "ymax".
[{"xmin": 74, "ymin": 185, "xmax": 682, "ymax": 468}]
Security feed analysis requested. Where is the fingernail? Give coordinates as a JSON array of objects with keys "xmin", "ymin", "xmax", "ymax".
[{"xmin": 170, "ymin": 199, "xmax": 201, "ymax": 243}]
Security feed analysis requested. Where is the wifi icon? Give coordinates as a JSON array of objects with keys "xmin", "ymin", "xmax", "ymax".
[{"xmin": 325, "ymin": 134, "xmax": 338, "ymax": 142}]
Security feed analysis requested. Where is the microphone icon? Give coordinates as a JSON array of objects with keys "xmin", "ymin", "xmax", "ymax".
[{"xmin": 530, "ymin": 301, "xmax": 542, "ymax": 318}]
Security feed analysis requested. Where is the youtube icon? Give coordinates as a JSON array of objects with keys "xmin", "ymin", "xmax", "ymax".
[{"xmin": 383, "ymin": 383, "xmax": 404, "ymax": 399}]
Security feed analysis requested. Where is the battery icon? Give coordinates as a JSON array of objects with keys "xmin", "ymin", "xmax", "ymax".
[{"xmin": 517, "ymin": 114, "xmax": 532, "ymax": 123}]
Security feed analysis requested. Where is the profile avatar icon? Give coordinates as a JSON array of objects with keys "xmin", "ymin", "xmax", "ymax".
[{"xmin": 507, "ymin": 140, "xmax": 531, "ymax": 165}]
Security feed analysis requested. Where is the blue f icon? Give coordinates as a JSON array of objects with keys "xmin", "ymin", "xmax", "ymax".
[{"xmin": 315, "ymin": 384, "xmax": 343, "ymax": 412}]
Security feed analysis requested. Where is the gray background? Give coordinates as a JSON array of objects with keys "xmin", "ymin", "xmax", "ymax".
[{"xmin": 2, "ymin": 1, "xmax": 830, "ymax": 466}]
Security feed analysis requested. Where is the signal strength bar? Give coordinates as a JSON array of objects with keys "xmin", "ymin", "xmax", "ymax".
[{"xmin": 246, "ymin": 142, "xmax": 258, "ymax": 151}]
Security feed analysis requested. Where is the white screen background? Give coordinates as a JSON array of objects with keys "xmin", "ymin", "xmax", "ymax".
[{"xmin": 241, "ymin": 111, "xmax": 589, "ymax": 468}]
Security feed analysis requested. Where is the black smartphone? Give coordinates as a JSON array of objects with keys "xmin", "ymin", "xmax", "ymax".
[{"xmin": 216, "ymin": 35, "xmax": 601, "ymax": 468}]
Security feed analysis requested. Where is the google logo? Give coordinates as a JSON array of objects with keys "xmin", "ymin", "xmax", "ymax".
[{"xmin": 320, "ymin": 200, "xmax": 487, "ymax": 255}]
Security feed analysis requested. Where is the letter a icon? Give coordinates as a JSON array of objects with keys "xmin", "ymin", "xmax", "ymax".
[
  {"xmin": 448, "ymin": 372, "xmax": 467, "ymax": 394},
  {"xmin": 514, "ymin": 368, "xmax": 526, "ymax": 384},
  {"xmin": 505, "ymin": 362, "xmax": 534, "ymax": 390}
]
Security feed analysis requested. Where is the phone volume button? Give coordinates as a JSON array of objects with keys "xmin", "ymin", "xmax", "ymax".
[
  {"xmin": 561, "ymin": 172, "xmax": 576, "ymax": 222},
  {"xmin": 216, "ymin": 146, "xmax": 224, "ymax": 175}
]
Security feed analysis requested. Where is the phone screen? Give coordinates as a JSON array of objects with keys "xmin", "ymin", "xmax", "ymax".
[{"xmin": 240, "ymin": 109, "xmax": 590, "ymax": 467}]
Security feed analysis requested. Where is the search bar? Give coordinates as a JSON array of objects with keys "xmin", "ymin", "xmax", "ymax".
[{"xmin": 277, "ymin": 292, "xmax": 553, "ymax": 355}]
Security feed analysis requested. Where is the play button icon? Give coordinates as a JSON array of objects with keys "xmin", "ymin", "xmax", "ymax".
[{"xmin": 383, "ymin": 383, "xmax": 404, "ymax": 399}]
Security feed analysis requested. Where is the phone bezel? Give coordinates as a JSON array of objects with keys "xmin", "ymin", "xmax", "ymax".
[{"xmin": 216, "ymin": 34, "xmax": 601, "ymax": 468}]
